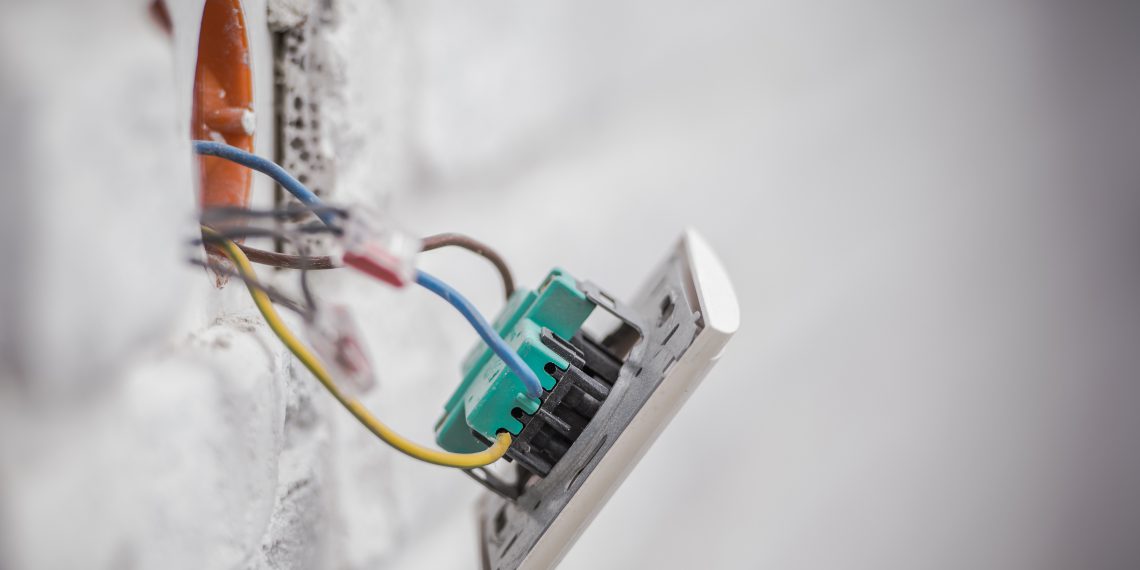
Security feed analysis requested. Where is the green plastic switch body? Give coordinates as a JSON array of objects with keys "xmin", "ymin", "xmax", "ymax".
[{"xmin": 435, "ymin": 269, "xmax": 595, "ymax": 453}]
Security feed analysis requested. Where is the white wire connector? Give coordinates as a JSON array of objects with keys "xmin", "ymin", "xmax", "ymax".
[
  {"xmin": 337, "ymin": 206, "xmax": 420, "ymax": 287},
  {"xmin": 305, "ymin": 304, "xmax": 377, "ymax": 396}
]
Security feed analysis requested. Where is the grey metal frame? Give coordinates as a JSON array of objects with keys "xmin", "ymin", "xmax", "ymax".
[{"xmin": 477, "ymin": 247, "xmax": 707, "ymax": 570}]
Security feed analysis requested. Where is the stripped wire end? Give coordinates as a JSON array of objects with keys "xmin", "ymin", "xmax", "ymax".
[
  {"xmin": 337, "ymin": 207, "xmax": 420, "ymax": 287},
  {"xmin": 305, "ymin": 304, "xmax": 377, "ymax": 396}
]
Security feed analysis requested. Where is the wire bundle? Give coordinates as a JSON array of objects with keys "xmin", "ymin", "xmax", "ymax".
[{"xmin": 193, "ymin": 141, "xmax": 531, "ymax": 468}]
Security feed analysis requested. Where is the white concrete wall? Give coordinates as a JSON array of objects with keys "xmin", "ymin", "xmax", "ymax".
[
  {"xmin": 2, "ymin": 0, "xmax": 1139, "ymax": 569},
  {"xmin": 0, "ymin": 1, "xmax": 332, "ymax": 568}
]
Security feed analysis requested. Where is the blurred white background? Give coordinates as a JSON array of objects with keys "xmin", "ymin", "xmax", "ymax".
[
  {"xmin": 402, "ymin": 2, "xmax": 1140, "ymax": 568},
  {"xmin": 1, "ymin": 0, "xmax": 1138, "ymax": 568}
]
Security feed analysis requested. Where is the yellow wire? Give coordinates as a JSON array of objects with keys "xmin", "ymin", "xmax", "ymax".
[{"xmin": 202, "ymin": 227, "xmax": 511, "ymax": 468}]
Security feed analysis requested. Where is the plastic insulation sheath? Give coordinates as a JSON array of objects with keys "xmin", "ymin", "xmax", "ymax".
[
  {"xmin": 233, "ymin": 244, "xmax": 339, "ymax": 270},
  {"xmin": 203, "ymin": 226, "xmax": 512, "ymax": 468},
  {"xmin": 417, "ymin": 270, "xmax": 543, "ymax": 398},
  {"xmin": 191, "ymin": 141, "xmax": 540, "ymax": 397},
  {"xmin": 232, "ymin": 232, "xmax": 515, "ymax": 300},
  {"xmin": 422, "ymin": 233, "xmax": 516, "ymax": 298},
  {"xmin": 200, "ymin": 226, "xmax": 320, "ymax": 314},
  {"xmin": 189, "ymin": 257, "xmax": 311, "ymax": 318},
  {"xmin": 193, "ymin": 140, "xmax": 336, "ymax": 226},
  {"xmin": 223, "ymin": 243, "xmax": 537, "ymax": 394},
  {"xmin": 200, "ymin": 204, "xmax": 347, "ymax": 223}
]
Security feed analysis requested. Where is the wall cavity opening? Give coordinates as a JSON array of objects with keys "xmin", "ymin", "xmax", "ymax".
[{"xmin": 191, "ymin": 0, "xmax": 254, "ymax": 211}]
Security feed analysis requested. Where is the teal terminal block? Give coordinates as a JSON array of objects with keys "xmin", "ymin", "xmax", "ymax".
[{"xmin": 435, "ymin": 269, "xmax": 595, "ymax": 453}]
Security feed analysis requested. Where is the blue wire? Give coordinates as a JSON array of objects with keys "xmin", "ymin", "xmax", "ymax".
[
  {"xmin": 192, "ymin": 140, "xmax": 337, "ymax": 227},
  {"xmin": 192, "ymin": 140, "xmax": 544, "ymax": 399},
  {"xmin": 416, "ymin": 270, "xmax": 543, "ymax": 398}
]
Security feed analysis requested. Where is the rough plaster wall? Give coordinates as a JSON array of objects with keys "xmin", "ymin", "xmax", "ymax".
[
  {"xmin": 2, "ymin": 1, "xmax": 1139, "ymax": 570},
  {"xmin": 274, "ymin": 0, "xmax": 408, "ymax": 207},
  {"xmin": 0, "ymin": 1, "xmax": 446, "ymax": 568},
  {"xmin": 0, "ymin": 1, "xmax": 335, "ymax": 568},
  {"xmin": 269, "ymin": 2, "xmax": 454, "ymax": 568}
]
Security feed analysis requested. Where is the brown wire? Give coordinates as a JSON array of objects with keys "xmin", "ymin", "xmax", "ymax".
[
  {"xmin": 226, "ymin": 232, "xmax": 516, "ymax": 299},
  {"xmin": 420, "ymin": 233, "xmax": 516, "ymax": 299},
  {"xmin": 235, "ymin": 243, "xmax": 338, "ymax": 270}
]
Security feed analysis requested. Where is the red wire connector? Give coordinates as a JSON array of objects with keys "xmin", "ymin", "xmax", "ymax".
[
  {"xmin": 305, "ymin": 304, "xmax": 377, "ymax": 395},
  {"xmin": 337, "ymin": 207, "xmax": 421, "ymax": 287}
]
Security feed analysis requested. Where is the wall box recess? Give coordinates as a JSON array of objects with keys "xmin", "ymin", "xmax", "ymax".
[{"xmin": 191, "ymin": 0, "xmax": 255, "ymax": 211}]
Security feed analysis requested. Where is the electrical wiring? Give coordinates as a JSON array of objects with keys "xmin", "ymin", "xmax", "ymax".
[
  {"xmin": 200, "ymin": 226, "xmax": 321, "ymax": 315},
  {"xmin": 200, "ymin": 204, "xmax": 348, "ymax": 224},
  {"xmin": 421, "ymin": 233, "xmax": 516, "ymax": 299},
  {"xmin": 416, "ymin": 270, "xmax": 543, "ymax": 398},
  {"xmin": 208, "ymin": 235, "xmax": 535, "ymax": 395},
  {"xmin": 193, "ymin": 140, "xmax": 336, "ymax": 226},
  {"xmin": 189, "ymin": 257, "xmax": 312, "ymax": 318},
  {"xmin": 192, "ymin": 141, "xmax": 543, "ymax": 399},
  {"xmin": 203, "ymin": 226, "xmax": 513, "ymax": 468},
  {"xmin": 201, "ymin": 224, "xmax": 340, "ymax": 241},
  {"xmin": 232, "ymin": 232, "xmax": 516, "ymax": 300},
  {"xmin": 233, "ymin": 244, "xmax": 339, "ymax": 270},
  {"xmin": 198, "ymin": 208, "xmax": 340, "ymax": 271}
]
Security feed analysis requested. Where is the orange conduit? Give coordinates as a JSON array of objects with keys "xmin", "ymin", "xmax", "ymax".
[{"xmin": 191, "ymin": 0, "xmax": 254, "ymax": 210}]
